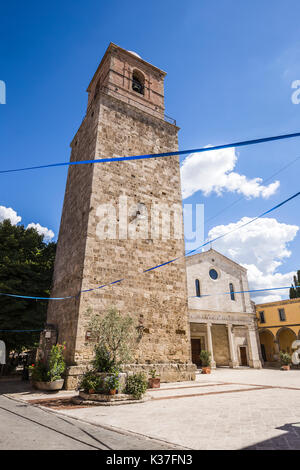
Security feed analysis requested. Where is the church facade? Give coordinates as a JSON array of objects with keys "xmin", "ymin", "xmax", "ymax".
[{"xmin": 187, "ymin": 249, "xmax": 262, "ymax": 369}]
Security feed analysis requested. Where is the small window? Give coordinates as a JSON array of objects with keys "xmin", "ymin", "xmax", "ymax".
[
  {"xmin": 195, "ymin": 279, "xmax": 201, "ymax": 297},
  {"xmin": 278, "ymin": 308, "xmax": 286, "ymax": 322},
  {"xmin": 229, "ymin": 283, "xmax": 235, "ymax": 301},
  {"xmin": 259, "ymin": 311, "xmax": 265, "ymax": 324},
  {"xmin": 132, "ymin": 70, "xmax": 145, "ymax": 95},
  {"xmin": 209, "ymin": 268, "xmax": 218, "ymax": 280}
]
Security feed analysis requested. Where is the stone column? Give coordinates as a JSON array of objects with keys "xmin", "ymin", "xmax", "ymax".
[
  {"xmin": 206, "ymin": 322, "xmax": 216, "ymax": 368},
  {"xmin": 227, "ymin": 324, "xmax": 239, "ymax": 368},
  {"xmin": 273, "ymin": 340, "xmax": 280, "ymax": 362},
  {"xmin": 255, "ymin": 323, "xmax": 264, "ymax": 365},
  {"xmin": 247, "ymin": 325, "xmax": 262, "ymax": 369}
]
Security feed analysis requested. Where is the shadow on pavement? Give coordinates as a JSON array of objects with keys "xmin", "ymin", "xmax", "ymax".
[
  {"xmin": 0, "ymin": 375, "xmax": 34, "ymax": 395},
  {"xmin": 242, "ymin": 422, "xmax": 300, "ymax": 450}
]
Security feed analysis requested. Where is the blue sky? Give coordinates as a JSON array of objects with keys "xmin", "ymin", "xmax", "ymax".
[{"xmin": 0, "ymin": 0, "xmax": 299, "ymax": 302}]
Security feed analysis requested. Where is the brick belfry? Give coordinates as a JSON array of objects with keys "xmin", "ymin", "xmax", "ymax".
[{"xmin": 44, "ymin": 43, "xmax": 195, "ymax": 388}]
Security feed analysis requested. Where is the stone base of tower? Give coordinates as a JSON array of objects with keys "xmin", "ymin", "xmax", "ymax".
[
  {"xmin": 63, "ymin": 363, "xmax": 196, "ymax": 390},
  {"xmin": 121, "ymin": 363, "xmax": 197, "ymax": 383}
]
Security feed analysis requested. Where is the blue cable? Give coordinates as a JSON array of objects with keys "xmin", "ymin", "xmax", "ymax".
[
  {"xmin": 189, "ymin": 286, "xmax": 292, "ymax": 298},
  {"xmin": 0, "ymin": 191, "xmax": 298, "ymax": 302},
  {"xmin": 0, "ymin": 293, "xmax": 73, "ymax": 300},
  {"xmin": 185, "ymin": 191, "xmax": 300, "ymax": 256},
  {"xmin": 0, "ymin": 286, "xmax": 292, "ymax": 333},
  {"xmin": 1, "ymin": 132, "xmax": 300, "ymax": 174},
  {"xmin": 0, "ymin": 329, "xmax": 43, "ymax": 332}
]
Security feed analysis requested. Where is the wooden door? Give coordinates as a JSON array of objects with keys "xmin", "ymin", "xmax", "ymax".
[
  {"xmin": 240, "ymin": 346, "xmax": 248, "ymax": 366},
  {"xmin": 191, "ymin": 339, "xmax": 201, "ymax": 367}
]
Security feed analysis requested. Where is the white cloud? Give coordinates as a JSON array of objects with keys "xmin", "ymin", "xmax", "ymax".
[
  {"xmin": 180, "ymin": 147, "xmax": 280, "ymax": 199},
  {"xmin": 0, "ymin": 206, "xmax": 22, "ymax": 225},
  {"xmin": 254, "ymin": 295, "xmax": 283, "ymax": 304},
  {"xmin": 0, "ymin": 205, "xmax": 55, "ymax": 243},
  {"xmin": 26, "ymin": 223, "xmax": 55, "ymax": 242},
  {"xmin": 244, "ymin": 264, "xmax": 293, "ymax": 304},
  {"xmin": 208, "ymin": 217, "xmax": 299, "ymax": 303}
]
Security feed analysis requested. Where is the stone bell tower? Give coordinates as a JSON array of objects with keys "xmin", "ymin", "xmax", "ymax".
[{"xmin": 45, "ymin": 43, "xmax": 195, "ymax": 388}]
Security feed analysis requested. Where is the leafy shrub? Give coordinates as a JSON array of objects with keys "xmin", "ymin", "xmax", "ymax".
[
  {"xmin": 149, "ymin": 368, "xmax": 158, "ymax": 378},
  {"xmin": 280, "ymin": 351, "xmax": 292, "ymax": 366},
  {"xmin": 29, "ymin": 343, "xmax": 66, "ymax": 382},
  {"xmin": 125, "ymin": 372, "xmax": 148, "ymax": 399},
  {"xmin": 47, "ymin": 344, "xmax": 66, "ymax": 381},
  {"xmin": 92, "ymin": 345, "xmax": 116, "ymax": 372},
  {"xmin": 200, "ymin": 350, "xmax": 211, "ymax": 367},
  {"xmin": 29, "ymin": 360, "xmax": 48, "ymax": 382},
  {"xmin": 79, "ymin": 370, "xmax": 103, "ymax": 393}
]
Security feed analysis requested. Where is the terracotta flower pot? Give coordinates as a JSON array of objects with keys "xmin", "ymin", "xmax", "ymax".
[
  {"xmin": 88, "ymin": 389, "xmax": 95, "ymax": 394},
  {"xmin": 109, "ymin": 389, "xmax": 116, "ymax": 395},
  {"xmin": 148, "ymin": 378, "xmax": 160, "ymax": 389},
  {"xmin": 281, "ymin": 365, "xmax": 290, "ymax": 371},
  {"xmin": 201, "ymin": 367, "xmax": 211, "ymax": 374}
]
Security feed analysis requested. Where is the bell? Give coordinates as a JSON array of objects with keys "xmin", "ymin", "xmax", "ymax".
[{"xmin": 132, "ymin": 80, "xmax": 143, "ymax": 94}]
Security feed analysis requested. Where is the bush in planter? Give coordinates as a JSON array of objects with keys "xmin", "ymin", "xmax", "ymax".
[
  {"xmin": 47, "ymin": 343, "xmax": 66, "ymax": 381},
  {"xmin": 125, "ymin": 372, "xmax": 148, "ymax": 399},
  {"xmin": 78, "ymin": 370, "xmax": 103, "ymax": 393},
  {"xmin": 92, "ymin": 345, "xmax": 116, "ymax": 373},
  {"xmin": 79, "ymin": 365, "xmax": 121, "ymax": 394},
  {"xmin": 149, "ymin": 368, "xmax": 157, "ymax": 379},
  {"xmin": 29, "ymin": 343, "xmax": 66, "ymax": 383},
  {"xmin": 104, "ymin": 370, "xmax": 120, "ymax": 393},
  {"xmin": 280, "ymin": 351, "xmax": 292, "ymax": 366},
  {"xmin": 148, "ymin": 368, "xmax": 160, "ymax": 388},
  {"xmin": 88, "ymin": 306, "xmax": 138, "ymax": 365},
  {"xmin": 199, "ymin": 350, "xmax": 211, "ymax": 367},
  {"xmin": 29, "ymin": 359, "xmax": 48, "ymax": 382}
]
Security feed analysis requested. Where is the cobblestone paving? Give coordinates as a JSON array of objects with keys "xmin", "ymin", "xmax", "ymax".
[
  {"xmin": 54, "ymin": 369, "xmax": 300, "ymax": 450},
  {"xmin": 0, "ymin": 394, "xmax": 184, "ymax": 450}
]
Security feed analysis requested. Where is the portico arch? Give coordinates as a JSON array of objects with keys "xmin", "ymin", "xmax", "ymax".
[
  {"xmin": 276, "ymin": 327, "xmax": 297, "ymax": 354},
  {"xmin": 259, "ymin": 329, "xmax": 275, "ymax": 362}
]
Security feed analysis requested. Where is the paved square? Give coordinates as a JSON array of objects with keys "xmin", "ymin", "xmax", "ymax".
[{"xmin": 53, "ymin": 368, "xmax": 300, "ymax": 450}]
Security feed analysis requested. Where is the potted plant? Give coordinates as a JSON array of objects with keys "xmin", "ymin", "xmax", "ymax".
[
  {"xmin": 148, "ymin": 368, "xmax": 160, "ymax": 388},
  {"xmin": 104, "ymin": 370, "xmax": 120, "ymax": 395},
  {"xmin": 30, "ymin": 343, "xmax": 66, "ymax": 391},
  {"xmin": 200, "ymin": 350, "xmax": 212, "ymax": 374},
  {"xmin": 280, "ymin": 351, "xmax": 292, "ymax": 370},
  {"xmin": 79, "ymin": 370, "xmax": 102, "ymax": 394}
]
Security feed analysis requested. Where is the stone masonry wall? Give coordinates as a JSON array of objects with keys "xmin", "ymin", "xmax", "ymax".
[
  {"xmin": 212, "ymin": 324, "xmax": 230, "ymax": 366},
  {"xmin": 73, "ymin": 92, "xmax": 193, "ymax": 369},
  {"xmin": 46, "ymin": 100, "xmax": 100, "ymax": 364},
  {"xmin": 45, "ymin": 90, "xmax": 194, "ymax": 385}
]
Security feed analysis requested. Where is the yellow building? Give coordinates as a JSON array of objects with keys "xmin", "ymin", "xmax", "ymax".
[{"xmin": 256, "ymin": 298, "xmax": 300, "ymax": 364}]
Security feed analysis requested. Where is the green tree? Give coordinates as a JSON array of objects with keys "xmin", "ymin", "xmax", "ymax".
[
  {"xmin": 0, "ymin": 219, "xmax": 56, "ymax": 361},
  {"xmin": 89, "ymin": 306, "xmax": 138, "ymax": 365},
  {"xmin": 290, "ymin": 270, "xmax": 300, "ymax": 299}
]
